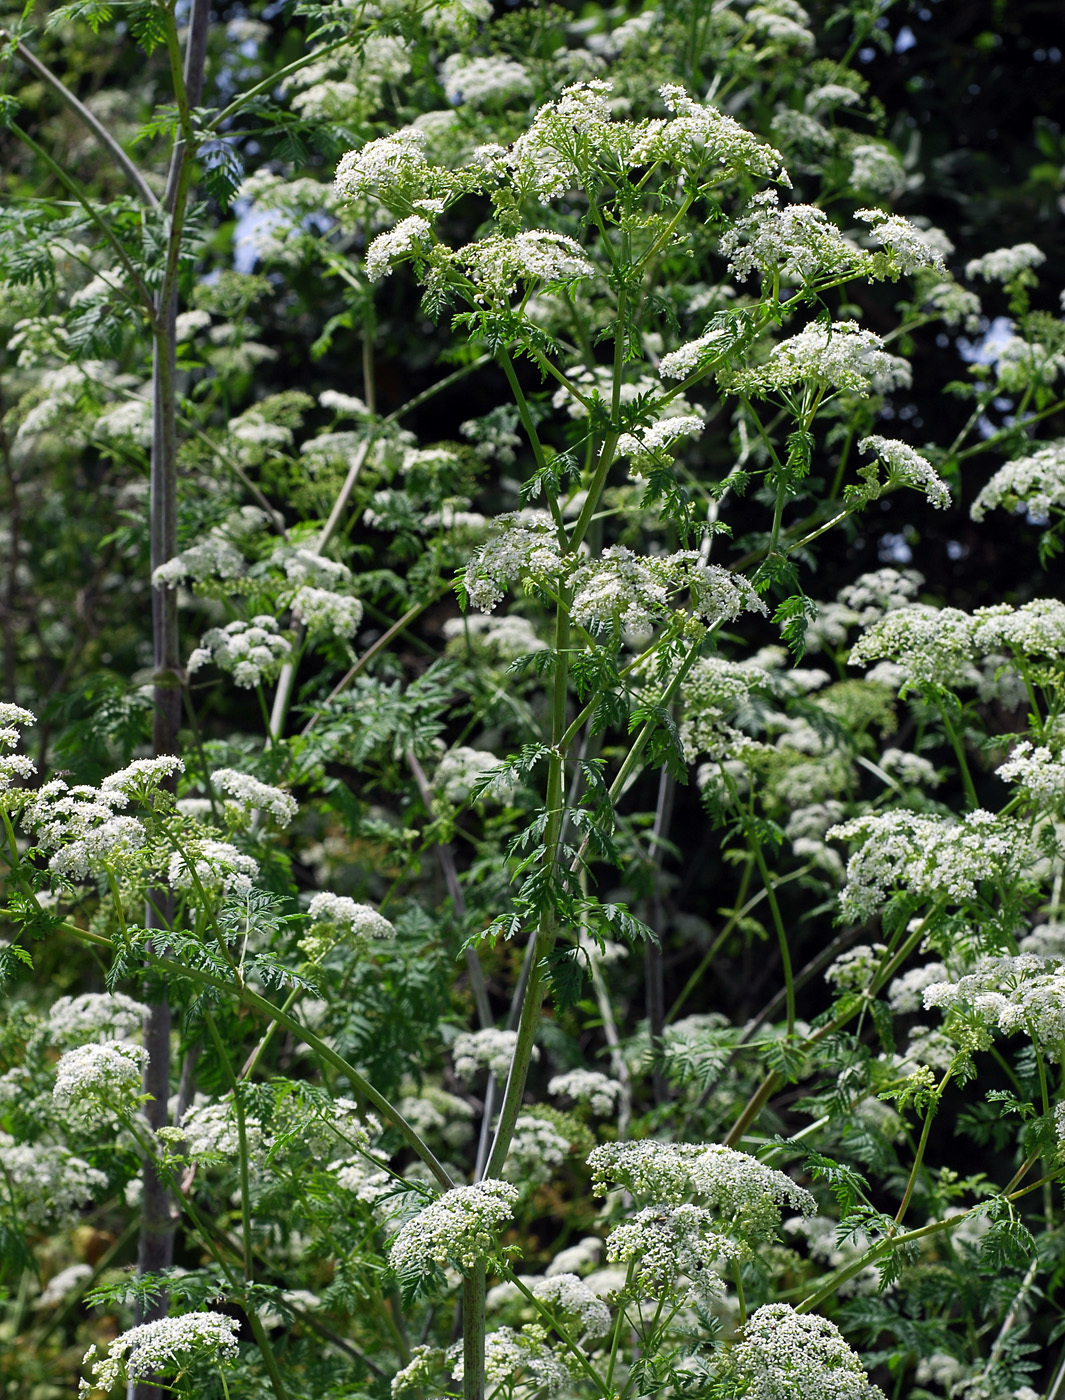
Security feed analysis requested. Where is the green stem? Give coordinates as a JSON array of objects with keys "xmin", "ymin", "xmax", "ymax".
[
  {"xmin": 937, "ymin": 698, "xmax": 979, "ymax": 810},
  {"xmin": 893, "ymin": 1067, "xmax": 951, "ymax": 1229},
  {"xmin": 746, "ymin": 825, "xmax": 795, "ymax": 1035},
  {"xmin": 462, "ymin": 1265, "xmax": 486, "ymax": 1400}
]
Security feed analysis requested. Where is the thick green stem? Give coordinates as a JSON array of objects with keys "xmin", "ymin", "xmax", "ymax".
[
  {"xmin": 462, "ymin": 1265, "xmax": 486, "ymax": 1400},
  {"xmin": 893, "ymin": 1068, "xmax": 951, "ymax": 1229}
]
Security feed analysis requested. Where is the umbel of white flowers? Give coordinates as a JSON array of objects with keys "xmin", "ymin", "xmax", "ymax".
[{"xmin": 80, "ymin": 1312, "xmax": 240, "ymax": 1396}]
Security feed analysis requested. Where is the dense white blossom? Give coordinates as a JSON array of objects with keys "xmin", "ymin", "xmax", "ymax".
[
  {"xmin": 168, "ymin": 839, "xmax": 260, "ymax": 896},
  {"xmin": 452, "ymin": 1027, "xmax": 536, "ymax": 1080},
  {"xmin": 878, "ymin": 748, "xmax": 941, "ymax": 788},
  {"xmin": 187, "ymin": 617, "xmax": 291, "ymax": 689},
  {"xmin": 887, "ymin": 962, "xmax": 949, "ymax": 1015},
  {"xmin": 748, "ymin": 2, "xmax": 814, "ymax": 49},
  {"xmin": 854, "ymin": 209, "xmax": 947, "ymax": 274},
  {"xmin": 442, "ymin": 613, "xmax": 546, "ymax": 659},
  {"xmin": 995, "ymin": 740, "xmax": 1065, "ymax": 804},
  {"xmin": 48, "ymin": 992, "xmax": 148, "ymax": 1044},
  {"xmin": 545, "ymin": 1236, "xmax": 603, "ymax": 1277},
  {"xmin": 100, "ymin": 756, "xmax": 184, "ymax": 797},
  {"xmin": 20, "ymin": 778, "xmax": 126, "ymax": 851},
  {"xmin": 570, "ymin": 548, "xmax": 765, "ymax": 634},
  {"xmin": 728, "ymin": 1303, "xmax": 886, "ymax": 1400},
  {"xmin": 837, "ymin": 567, "xmax": 923, "ymax": 624},
  {"xmin": 50, "ymin": 813, "xmax": 147, "ymax": 880},
  {"xmin": 857, "ymin": 435, "xmax": 951, "ymax": 509},
  {"xmin": 449, "ymin": 1326, "xmax": 570, "ymax": 1394},
  {"xmin": 730, "ymin": 320, "xmax": 911, "ymax": 397},
  {"xmin": 153, "ymin": 535, "xmax": 245, "ymax": 588},
  {"xmin": 587, "ymin": 1141, "xmax": 814, "ymax": 1240},
  {"xmin": 463, "ymin": 510, "xmax": 564, "ymax": 613},
  {"xmin": 531, "ymin": 1273, "xmax": 611, "ymax": 1340},
  {"xmin": 504, "ymin": 1113, "xmax": 572, "ymax": 1184},
  {"xmin": 37, "ymin": 1263, "xmax": 93, "ymax": 1308},
  {"xmin": 971, "ymin": 440, "xmax": 1065, "ymax": 523},
  {"xmin": 440, "ymin": 53, "xmax": 532, "ymax": 107},
  {"xmin": 548, "ymin": 1069, "xmax": 621, "ymax": 1115},
  {"xmin": 389, "ymin": 1179, "xmax": 519, "ymax": 1276},
  {"xmin": 971, "ymin": 598, "xmax": 1065, "ymax": 660},
  {"xmin": 334, "ymin": 128, "xmax": 430, "ymax": 203},
  {"xmin": 434, "ymin": 745, "xmax": 517, "ymax": 804},
  {"xmin": 965, "ymin": 242, "xmax": 1045, "ymax": 283},
  {"xmin": 848, "ymin": 603, "xmax": 974, "ymax": 688},
  {"xmin": 0, "ymin": 1134, "xmax": 108, "ymax": 1225},
  {"xmin": 80, "ymin": 1313, "xmax": 240, "ymax": 1397},
  {"xmin": 291, "ymin": 586, "xmax": 364, "ymax": 638},
  {"xmin": 633, "ymin": 84, "xmax": 786, "ymax": 177},
  {"xmin": 659, "ymin": 326, "xmax": 742, "ymax": 380},
  {"xmin": 366, "ymin": 215, "xmax": 433, "ymax": 282},
  {"xmin": 300, "ymin": 893, "xmax": 396, "ymax": 959},
  {"xmin": 849, "ymin": 143, "xmax": 906, "ymax": 196},
  {"xmin": 607, "ymin": 1204, "xmax": 736, "ymax": 1300},
  {"xmin": 457, "ymin": 231, "xmax": 595, "ymax": 301},
  {"xmin": 827, "ymin": 810, "xmax": 1024, "ymax": 922},
  {"xmin": 320, "ymin": 389, "xmax": 369, "ymax": 417},
  {"xmin": 617, "ymin": 415, "xmax": 705, "ymax": 463},
  {"xmin": 924, "ymin": 953, "xmax": 1065, "ymax": 1058},
  {"xmin": 679, "ymin": 655, "xmax": 776, "ymax": 759},
  {"xmin": 721, "ymin": 191, "xmax": 866, "ymax": 285},
  {"xmin": 210, "ymin": 768, "xmax": 298, "ymax": 825},
  {"xmin": 825, "ymin": 943, "xmax": 888, "ymax": 993},
  {"xmin": 922, "ymin": 280, "xmax": 982, "ymax": 331},
  {"xmin": 53, "ymin": 1040, "xmax": 148, "ymax": 1125}
]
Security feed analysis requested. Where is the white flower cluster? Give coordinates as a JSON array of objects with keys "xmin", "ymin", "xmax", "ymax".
[
  {"xmin": 37, "ymin": 1263, "xmax": 93, "ymax": 1309},
  {"xmin": 857, "ymin": 435, "xmax": 951, "ymax": 509},
  {"xmin": 366, "ymin": 214, "xmax": 432, "ymax": 282},
  {"xmin": 463, "ymin": 511, "xmax": 563, "ymax": 613},
  {"xmin": 449, "ymin": 1326, "xmax": 570, "ymax": 1395},
  {"xmin": 587, "ymin": 1141, "xmax": 814, "ymax": 1241},
  {"xmin": 504, "ymin": 1113, "xmax": 572, "ymax": 1184},
  {"xmin": 570, "ymin": 548, "xmax": 766, "ymax": 635},
  {"xmin": 53, "ymin": 1040, "xmax": 148, "ymax": 1125},
  {"xmin": 80, "ymin": 1313, "xmax": 240, "ymax": 1398},
  {"xmin": 994, "ymin": 335, "xmax": 1065, "ymax": 392},
  {"xmin": 101, "ymin": 756, "xmax": 185, "ymax": 797},
  {"xmin": 922, "ymin": 280, "xmax": 982, "ymax": 331},
  {"xmin": 607, "ymin": 1203, "xmax": 736, "ymax": 1300},
  {"xmin": 334, "ymin": 127, "xmax": 431, "ymax": 203},
  {"xmin": 849, "ymin": 143, "xmax": 906, "ymax": 196},
  {"xmin": 658, "ymin": 326, "xmax": 740, "ymax": 380},
  {"xmin": 432, "ymin": 745, "xmax": 508, "ymax": 805},
  {"xmin": 188, "ymin": 616, "xmax": 292, "ymax": 689},
  {"xmin": 21, "ymin": 778, "xmax": 146, "ymax": 879},
  {"xmin": 211, "ymin": 768, "xmax": 298, "ymax": 826},
  {"xmin": 440, "ymin": 53, "xmax": 532, "ymax": 107},
  {"xmin": 827, "ymin": 809, "xmax": 1023, "ymax": 923},
  {"xmin": 996, "ymin": 740, "xmax": 1065, "ymax": 805},
  {"xmin": 848, "ymin": 603, "xmax": 974, "ymax": 688},
  {"xmin": 887, "ymin": 961, "xmax": 949, "ymax": 1014},
  {"xmin": 452, "ymin": 1027, "xmax": 537, "ymax": 1081},
  {"xmin": 836, "ymin": 567, "xmax": 923, "ymax": 624},
  {"xmin": 721, "ymin": 190, "xmax": 865, "ymax": 285},
  {"xmin": 546, "ymin": 1236, "xmax": 603, "ymax": 1277},
  {"xmin": 635, "ymin": 84, "xmax": 786, "ymax": 177},
  {"xmin": 0, "ymin": 1134, "xmax": 109, "ymax": 1225},
  {"xmin": 168, "ymin": 839, "xmax": 260, "ymax": 897},
  {"xmin": 728, "ymin": 1303, "xmax": 886, "ymax": 1400},
  {"xmin": 680, "ymin": 655, "xmax": 776, "ymax": 759},
  {"xmin": 456, "ymin": 231, "xmax": 595, "ymax": 301},
  {"xmin": 854, "ymin": 209, "xmax": 947, "ymax": 274},
  {"xmin": 300, "ymin": 892, "xmax": 396, "ymax": 960},
  {"xmin": 291, "ymin": 585, "xmax": 364, "ymax": 637},
  {"xmin": 153, "ymin": 534, "xmax": 246, "ymax": 589},
  {"xmin": 48, "ymin": 992, "xmax": 148, "ymax": 1044},
  {"xmin": 442, "ymin": 613, "xmax": 547, "ymax": 660},
  {"xmin": 972, "ymin": 597, "xmax": 1065, "ymax": 659},
  {"xmin": 749, "ymin": 1, "xmax": 814, "ymax": 48},
  {"xmin": 617, "ymin": 414, "xmax": 704, "ymax": 462},
  {"xmin": 0, "ymin": 703, "xmax": 38, "ymax": 796},
  {"xmin": 824, "ymin": 943, "xmax": 888, "ymax": 994},
  {"xmin": 548, "ymin": 1068, "xmax": 621, "ymax": 1115},
  {"xmin": 878, "ymin": 748, "xmax": 941, "ymax": 789},
  {"xmin": 389, "ymin": 1179, "xmax": 519, "ymax": 1277},
  {"xmin": 320, "ymin": 389, "xmax": 369, "ymax": 417},
  {"xmin": 970, "ymin": 439, "xmax": 1065, "ymax": 523},
  {"xmin": 924, "ymin": 953, "xmax": 1065, "ymax": 1058},
  {"xmin": 965, "ymin": 242, "xmax": 1045, "ymax": 282},
  {"xmin": 730, "ymin": 320, "xmax": 911, "ymax": 397},
  {"xmin": 532, "ymin": 1273, "xmax": 611, "ymax": 1339}
]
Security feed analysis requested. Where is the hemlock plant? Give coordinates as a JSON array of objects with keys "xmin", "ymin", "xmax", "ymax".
[{"xmin": 1, "ymin": 2, "xmax": 1064, "ymax": 1399}]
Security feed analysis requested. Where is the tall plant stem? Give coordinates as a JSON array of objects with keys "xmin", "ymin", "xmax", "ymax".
[
  {"xmin": 461, "ymin": 1265, "xmax": 486, "ymax": 1400},
  {"xmin": 892, "ymin": 1068, "xmax": 951, "ymax": 1230},
  {"xmin": 937, "ymin": 699, "xmax": 978, "ymax": 810},
  {"xmin": 747, "ymin": 829, "xmax": 795, "ymax": 1035}
]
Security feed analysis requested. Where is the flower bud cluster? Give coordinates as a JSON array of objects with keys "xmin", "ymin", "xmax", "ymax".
[{"xmin": 389, "ymin": 1179, "xmax": 519, "ymax": 1277}]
